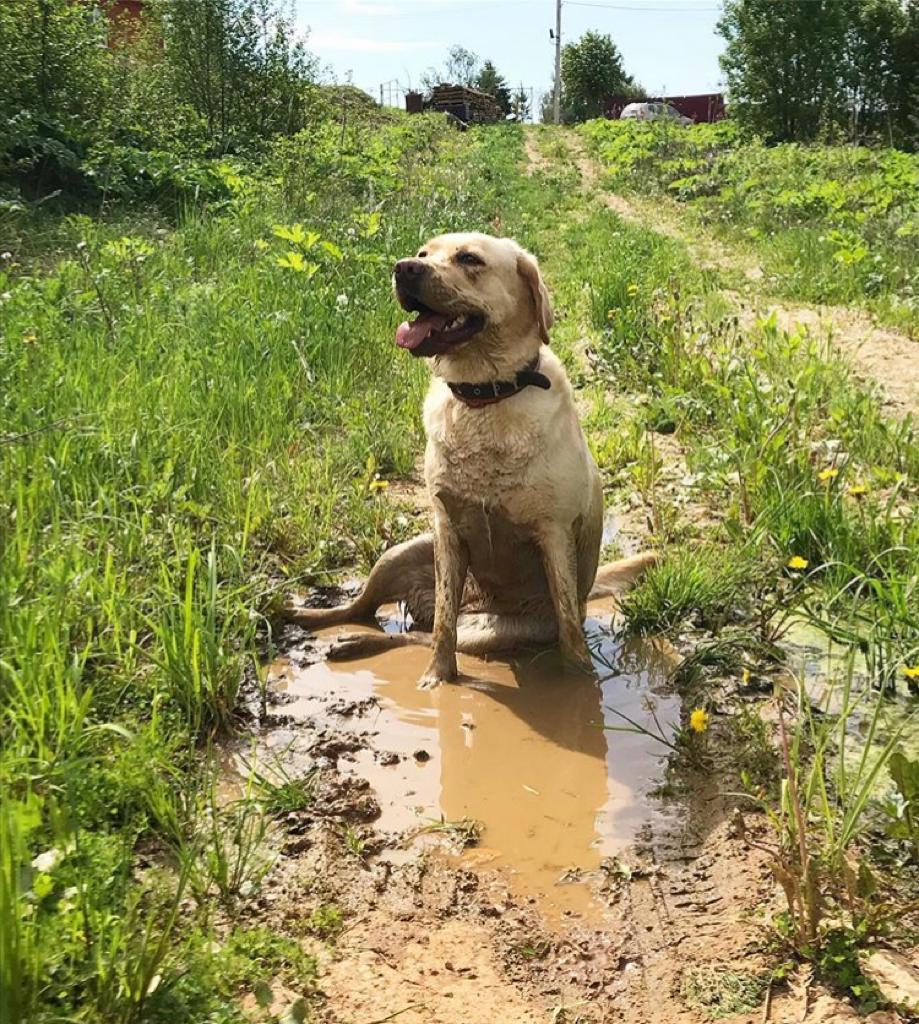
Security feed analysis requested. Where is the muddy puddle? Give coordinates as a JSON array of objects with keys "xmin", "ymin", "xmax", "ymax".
[{"xmin": 252, "ymin": 599, "xmax": 682, "ymax": 920}]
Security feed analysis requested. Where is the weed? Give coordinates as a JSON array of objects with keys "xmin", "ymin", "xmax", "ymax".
[
  {"xmin": 305, "ymin": 904, "xmax": 344, "ymax": 941},
  {"xmin": 680, "ymin": 963, "xmax": 768, "ymax": 1019},
  {"xmin": 250, "ymin": 763, "xmax": 319, "ymax": 816},
  {"xmin": 737, "ymin": 663, "xmax": 916, "ymax": 997},
  {"xmin": 621, "ymin": 545, "xmax": 757, "ymax": 634},
  {"xmin": 407, "ymin": 816, "xmax": 483, "ymax": 849}
]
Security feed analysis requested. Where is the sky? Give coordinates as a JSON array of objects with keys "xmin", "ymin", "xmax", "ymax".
[{"xmin": 293, "ymin": 0, "xmax": 727, "ymax": 110}]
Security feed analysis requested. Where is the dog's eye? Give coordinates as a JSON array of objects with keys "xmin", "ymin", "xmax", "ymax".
[
  {"xmin": 417, "ymin": 250, "xmax": 428, "ymax": 258},
  {"xmin": 456, "ymin": 251, "xmax": 484, "ymax": 267}
]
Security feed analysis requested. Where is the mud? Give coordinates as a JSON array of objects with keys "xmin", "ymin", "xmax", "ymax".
[
  {"xmin": 221, "ymin": 583, "xmax": 907, "ymax": 1023},
  {"xmin": 262, "ymin": 601, "xmax": 680, "ymax": 918}
]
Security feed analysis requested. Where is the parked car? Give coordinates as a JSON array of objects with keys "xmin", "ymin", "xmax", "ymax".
[{"xmin": 620, "ymin": 101, "xmax": 693, "ymax": 126}]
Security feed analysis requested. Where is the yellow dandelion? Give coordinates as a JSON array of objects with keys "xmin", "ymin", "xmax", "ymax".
[
  {"xmin": 741, "ymin": 667, "xmax": 750, "ymax": 685},
  {"xmin": 848, "ymin": 483, "xmax": 868, "ymax": 497},
  {"xmin": 689, "ymin": 708, "xmax": 709, "ymax": 733},
  {"xmin": 369, "ymin": 478, "xmax": 389, "ymax": 491},
  {"xmin": 818, "ymin": 467, "xmax": 839, "ymax": 482},
  {"xmin": 22, "ymin": 333, "xmax": 37, "ymax": 344},
  {"xmin": 606, "ymin": 308, "xmax": 617, "ymax": 320},
  {"xmin": 904, "ymin": 665, "xmax": 919, "ymax": 681},
  {"xmin": 787, "ymin": 555, "xmax": 809, "ymax": 570},
  {"xmin": 627, "ymin": 283, "xmax": 639, "ymax": 296}
]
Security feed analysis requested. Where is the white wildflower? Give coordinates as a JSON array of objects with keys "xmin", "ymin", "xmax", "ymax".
[{"xmin": 31, "ymin": 848, "xmax": 64, "ymax": 873}]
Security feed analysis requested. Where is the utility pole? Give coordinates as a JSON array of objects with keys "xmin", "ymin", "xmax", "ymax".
[{"xmin": 552, "ymin": 0, "xmax": 562, "ymax": 124}]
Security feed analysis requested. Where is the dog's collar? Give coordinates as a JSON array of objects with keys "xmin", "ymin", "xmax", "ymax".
[{"xmin": 447, "ymin": 354, "xmax": 551, "ymax": 408}]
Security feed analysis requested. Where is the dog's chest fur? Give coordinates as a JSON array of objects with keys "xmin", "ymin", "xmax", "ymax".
[{"xmin": 423, "ymin": 389, "xmax": 553, "ymax": 509}]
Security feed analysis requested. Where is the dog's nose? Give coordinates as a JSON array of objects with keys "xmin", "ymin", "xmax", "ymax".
[{"xmin": 394, "ymin": 258, "xmax": 426, "ymax": 280}]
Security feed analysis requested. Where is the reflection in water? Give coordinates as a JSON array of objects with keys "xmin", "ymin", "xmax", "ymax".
[{"xmin": 270, "ymin": 601, "xmax": 679, "ymax": 915}]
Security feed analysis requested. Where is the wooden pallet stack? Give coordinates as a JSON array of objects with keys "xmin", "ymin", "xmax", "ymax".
[{"xmin": 428, "ymin": 83, "xmax": 503, "ymax": 125}]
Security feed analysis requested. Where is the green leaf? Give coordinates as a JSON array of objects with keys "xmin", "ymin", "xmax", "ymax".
[
  {"xmin": 282, "ymin": 997, "xmax": 309, "ymax": 1023},
  {"xmin": 272, "ymin": 223, "xmax": 307, "ymax": 245},
  {"xmin": 889, "ymin": 749, "xmax": 919, "ymax": 804},
  {"xmin": 276, "ymin": 252, "xmax": 307, "ymax": 272},
  {"xmin": 253, "ymin": 980, "xmax": 274, "ymax": 1009}
]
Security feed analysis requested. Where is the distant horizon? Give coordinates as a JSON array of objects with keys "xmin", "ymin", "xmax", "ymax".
[{"xmin": 294, "ymin": 1, "xmax": 726, "ymax": 109}]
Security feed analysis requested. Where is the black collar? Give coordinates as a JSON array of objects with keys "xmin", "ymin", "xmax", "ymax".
[{"xmin": 447, "ymin": 354, "xmax": 551, "ymax": 408}]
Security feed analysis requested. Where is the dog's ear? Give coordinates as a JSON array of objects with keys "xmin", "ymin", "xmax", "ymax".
[{"xmin": 516, "ymin": 248, "xmax": 554, "ymax": 345}]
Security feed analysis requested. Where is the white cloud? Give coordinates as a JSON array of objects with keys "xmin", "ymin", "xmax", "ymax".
[{"xmin": 310, "ymin": 31, "xmax": 436, "ymax": 52}]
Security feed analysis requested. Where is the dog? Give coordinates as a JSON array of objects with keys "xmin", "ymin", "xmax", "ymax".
[{"xmin": 286, "ymin": 232, "xmax": 654, "ymax": 688}]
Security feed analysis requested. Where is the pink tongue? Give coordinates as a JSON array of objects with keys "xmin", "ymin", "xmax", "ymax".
[{"xmin": 396, "ymin": 312, "xmax": 448, "ymax": 350}]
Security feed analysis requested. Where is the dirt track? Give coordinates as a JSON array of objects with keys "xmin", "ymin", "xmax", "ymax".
[{"xmin": 564, "ymin": 134, "xmax": 918, "ymax": 420}]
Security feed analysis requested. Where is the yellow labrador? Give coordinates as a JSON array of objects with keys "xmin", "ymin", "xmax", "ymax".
[{"xmin": 287, "ymin": 233, "xmax": 653, "ymax": 687}]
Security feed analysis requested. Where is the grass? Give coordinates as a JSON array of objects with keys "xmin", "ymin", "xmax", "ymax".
[
  {"xmin": 1, "ymin": 108, "xmax": 917, "ymax": 1019},
  {"xmin": 578, "ymin": 118, "xmax": 919, "ymax": 335},
  {"xmin": 0, "ymin": 115, "xmax": 536, "ymax": 1022}
]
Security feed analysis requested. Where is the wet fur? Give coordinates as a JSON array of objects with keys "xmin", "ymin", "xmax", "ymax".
[{"xmin": 286, "ymin": 233, "xmax": 655, "ymax": 686}]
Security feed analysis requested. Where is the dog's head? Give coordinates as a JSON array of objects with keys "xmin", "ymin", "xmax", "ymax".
[{"xmin": 392, "ymin": 233, "xmax": 553, "ymax": 360}]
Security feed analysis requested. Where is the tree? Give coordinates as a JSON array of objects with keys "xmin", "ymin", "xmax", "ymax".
[
  {"xmin": 476, "ymin": 60, "xmax": 511, "ymax": 113},
  {"xmin": 152, "ymin": 0, "xmax": 317, "ymax": 150},
  {"xmin": 718, "ymin": 0, "xmax": 918, "ymax": 147},
  {"xmin": 511, "ymin": 86, "xmax": 531, "ymax": 122},
  {"xmin": 718, "ymin": 0, "xmax": 848, "ymax": 141},
  {"xmin": 559, "ymin": 31, "xmax": 636, "ymax": 122},
  {"xmin": 421, "ymin": 45, "xmax": 480, "ymax": 93}
]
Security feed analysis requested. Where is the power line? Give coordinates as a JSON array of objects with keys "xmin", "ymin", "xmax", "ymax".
[{"xmin": 567, "ymin": 2, "xmax": 719, "ymax": 10}]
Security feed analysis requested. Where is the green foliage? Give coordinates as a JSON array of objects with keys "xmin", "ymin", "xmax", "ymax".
[
  {"xmin": 0, "ymin": 0, "xmax": 319, "ymax": 206},
  {"xmin": 476, "ymin": 61, "xmax": 512, "ymax": 114},
  {"xmin": 150, "ymin": 0, "xmax": 318, "ymax": 149},
  {"xmin": 680, "ymin": 964, "xmax": 769, "ymax": 1019},
  {"xmin": 718, "ymin": 0, "xmax": 919, "ymax": 148},
  {"xmin": 421, "ymin": 44, "xmax": 482, "ymax": 93},
  {"xmin": 883, "ymin": 748, "xmax": 919, "ymax": 854},
  {"xmin": 305, "ymin": 904, "xmax": 344, "ymax": 940},
  {"xmin": 559, "ymin": 31, "xmax": 640, "ymax": 123},
  {"xmin": 579, "ymin": 119, "xmax": 919, "ymax": 332},
  {"xmin": 621, "ymin": 546, "xmax": 756, "ymax": 633}
]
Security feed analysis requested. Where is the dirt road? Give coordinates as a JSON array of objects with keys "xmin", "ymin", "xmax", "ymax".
[{"xmin": 563, "ymin": 134, "xmax": 917, "ymax": 420}]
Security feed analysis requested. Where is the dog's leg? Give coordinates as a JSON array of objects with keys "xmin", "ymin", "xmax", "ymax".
[
  {"xmin": 537, "ymin": 524, "xmax": 594, "ymax": 671},
  {"xmin": 282, "ymin": 534, "xmax": 434, "ymax": 629},
  {"xmin": 418, "ymin": 504, "xmax": 469, "ymax": 689},
  {"xmin": 327, "ymin": 613, "xmax": 555, "ymax": 662}
]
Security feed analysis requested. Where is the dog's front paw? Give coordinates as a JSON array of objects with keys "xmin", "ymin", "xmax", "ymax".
[
  {"xmin": 417, "ymin": 655, "xmax": 457, "ymax": 690},
  {"xmin": 560, "ymin": 639, "xmax": 595, "ymax": 676}
]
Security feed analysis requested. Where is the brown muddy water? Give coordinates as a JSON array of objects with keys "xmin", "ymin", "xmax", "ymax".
[{"xmin": 254, "ymin": 598, "xmax": 682, "ymax": 919}]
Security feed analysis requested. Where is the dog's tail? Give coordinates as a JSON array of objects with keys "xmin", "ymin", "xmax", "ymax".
[{"xmin": 588, "ymin": 551, "xmax": 657, "ymax": 600}]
